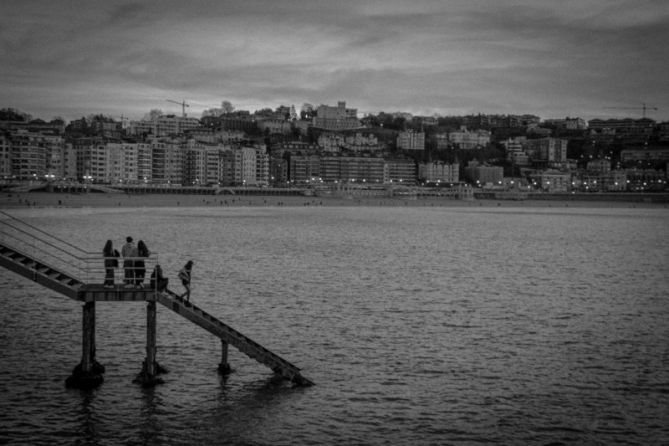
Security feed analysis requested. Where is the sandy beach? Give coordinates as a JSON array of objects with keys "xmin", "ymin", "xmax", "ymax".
[{"xmin": 0, "ymin": 191, "xmax": 665, "ymax": 210}]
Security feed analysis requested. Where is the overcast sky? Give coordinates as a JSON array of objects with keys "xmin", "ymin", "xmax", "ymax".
[{"xmin": 1, "ymin": 0, "xmax": 668, "ymax": 122}]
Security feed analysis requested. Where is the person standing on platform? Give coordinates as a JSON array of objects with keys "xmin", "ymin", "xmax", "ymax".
[
  {"xmin": 149, "ymin": 264, "xmax": 169, "ymax": 292},
  {"xmin": 121, "ymin": 236, "xmax": 137, "ymax": 288},
  {"xmin": 135, "ymin": 240, "xmax": 150, "ymax": 288},
  {"xmin": 178, "ymin": 260, "xmax": 193, "ymax": 302},
  {"xmin": 102, "ymin": 240, "xmax": 119, "ymax": 288}
]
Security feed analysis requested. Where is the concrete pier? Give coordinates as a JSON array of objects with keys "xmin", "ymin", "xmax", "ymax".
[
  {"xmin": 65, "ymin": 301, "xmax": 105, "ymax": 388},
  {"xmin": 218, "ymin": 340, "xmax": 231, "ymax": 375}
]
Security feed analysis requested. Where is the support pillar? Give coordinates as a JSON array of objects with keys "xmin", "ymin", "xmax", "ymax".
[
  {"xmin": 134, "ymin": 299, "xmax": 166, "ymax": 386},
  {"xmin": 66, "ymin": 301, "xmax": 105, "ymax": 388},
  {"xmin": 217, "ymin": 340, "xmax": 231, "ymax": 375}
]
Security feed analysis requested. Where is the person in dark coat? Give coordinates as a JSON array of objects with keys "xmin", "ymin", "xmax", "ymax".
[
  {"xmin": 135, "ymin": 240, "xmax": 151, "ymax": 288},
  {"xmin": 121, "ymin": 236, "xmax": 137, "ymax": 288},
  {"xmin": 149, "ymin": 264, "xmax": 168, "ymax": 292},
  {"xmin": 178, "ymin": 260, "xmax": 194, "ymax": 302},
  {"xmin": 103, "ymin": 239, "xmax": 119, "ymax": 288}
]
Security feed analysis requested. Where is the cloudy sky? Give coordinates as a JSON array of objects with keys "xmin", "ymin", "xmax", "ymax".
[{"xmin": 1, "ymin": 0, "xmax": 668, "ymax": 122}]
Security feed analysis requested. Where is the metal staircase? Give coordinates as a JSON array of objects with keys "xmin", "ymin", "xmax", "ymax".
[
  {"xmin": 157, "ymin": 290, "xmax": 313, "ymax": 385},
  {"xmin": 0, "ymin": 210, "xmax": 313, "ymax": 386},
  {"xmin": 0, "ymin": 243, "xmax": 83, "ymax": 299}
]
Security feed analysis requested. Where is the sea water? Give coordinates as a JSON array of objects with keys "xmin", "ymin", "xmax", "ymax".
[{"xmin": 1, "ymin": 205, "xmax": 668, "ymax": 445}]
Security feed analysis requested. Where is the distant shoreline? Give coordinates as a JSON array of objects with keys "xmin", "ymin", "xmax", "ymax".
[{"xmin": 1, "ymin": 191, "xmax": 667, "ymax": 210}]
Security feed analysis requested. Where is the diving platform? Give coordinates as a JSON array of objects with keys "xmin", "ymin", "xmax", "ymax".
[{"xmin": 0, "ymin": 211, "xmax": 313, "ymax": 388}]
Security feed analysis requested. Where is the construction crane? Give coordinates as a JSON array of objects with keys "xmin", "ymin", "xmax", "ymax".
[
  {"xmin": 166, "ymin": 99, "xmax": 190, "ymax": 117},
  {"xmin": 603, "ymin": 102, "xmax": 658, "ymax": 119}
]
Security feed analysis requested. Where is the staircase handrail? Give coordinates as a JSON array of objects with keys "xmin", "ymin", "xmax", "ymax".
[
  {"xmin": 0, "ymin": 211, "xmax": 99, "ymax": 282},
  {"xmin": 0, "ymin": 210, "xmax": 95, "ymax": 256},
  {"xmin": 0, "ymin": 211, "xmax": 161, "ymax": 285}
]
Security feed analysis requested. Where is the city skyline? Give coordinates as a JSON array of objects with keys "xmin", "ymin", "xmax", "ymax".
[{"xmin": 1, "ymin": 0, "xmax": 668, "ymax": 122}]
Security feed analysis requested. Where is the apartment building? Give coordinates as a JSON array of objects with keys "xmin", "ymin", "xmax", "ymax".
[
  {"xmin": 620, "ymin": 147, "xmax": 669, "ymax": 163},
  {"xmin": 385, "ymin": 158, "xmax": 417, "ymax": 184},
  {"xmin": 544, "ymin": 117, "xmax": 587, "ymax": 130},
  {"xmin": 0, "ymin": 133, "xmax": 11, "ymax": 179},
  {"xmin": 105, "ymin": 143, "xmax": 139, "ymax": 184},
  {"xmin": 465, "ymin": 162, "xmax": 503, "ymax": 186},
  {"xmin": 418, "ymin": 162, "xmax": 459, "ymax": 183},
  {"xmin": 129, "ymin": 115, "xmax": 201, "ymax": 137},
  {"xmin": 317, "ymin": 133, "xmax": 345, "ymax": 153},
  {"xmin": 4, "ymin": 130, "xmax": 64, "ymax": 180},
  {"xmin": 75, "ymin": 139, "xmax": 110, "ymax": 182},
  {"xmin": 447, "ymin": 127, "xmax": 491, "ymax": 149},
  {"xmin": 220, "ymin": 146, "xmax": 258, "ymax": 186},
  {"xmin": 396, "ymin": 130, "xmax": 425, "ymax": 151},
  {"xmin": 289, "ymin": 154, "xmax": 321, "ymax": 183},
  {"xmin": 525, "ymin": 137, "xmax": 568, "ymax": 163},
  {"xmin": 588, "ymin": 118, "xmax": 655, "ymax": 142},
  {"xmin": 182, "ymin": 141, "xmax": 227, "ymax": 186},
  {"xmin": 255, "ymin": 147, "xmax": 270, "ymax": 186},
  {"xmin": 313, "ymin": 101, "xmax": 360, "ymax": 131},
  {"xmin": 587, "ymin": 159, "xmax": 612, "ymax": 173},
  {"xmin": 529, "ymin": 170, "xmax": 571, "ymax": 192},
  {"xmin": 257, "ymin": 118, "xmax": 292, "ymax": 135},
  {"xmin": 320, "ymin": 155, "xmax": 386, "ymax": 183},
  {"xmin": 151, "ymin": 141, "xmax": 183, "ymax": 185},
  {"xmin": 502, "ymin": 137, "xmax": 530, "ymax": 166},
  {"xmin": 345, "ymin": 133, "xmax": 381, "ymax": 152}
]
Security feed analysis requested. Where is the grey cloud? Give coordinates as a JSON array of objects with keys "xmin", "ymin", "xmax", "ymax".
[{"xmin": 1, "ymin": 0, "xmax": 667, "ymax": 120}]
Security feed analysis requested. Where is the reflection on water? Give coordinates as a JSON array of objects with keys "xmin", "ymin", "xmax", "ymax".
[{"xmin": 1, "ymin": 206, "xmax": 668, "ymax": 444}]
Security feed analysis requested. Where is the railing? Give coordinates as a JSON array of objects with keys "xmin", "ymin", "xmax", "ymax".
[{"xmin": 0, "ymin": 210, "xmax": 159, "ymax": 286}]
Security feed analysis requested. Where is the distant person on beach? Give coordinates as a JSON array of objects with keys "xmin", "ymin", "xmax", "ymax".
[
  {"xmin": 102, "ymin": 240, "xmax": 119, "ymax": 288},
  {"xmin": 135, "ymin": 240, "xmax": 150, "ymax": 288},
  {"xmin": 149, "ymin": 264, "xmax": 168, "ymax": 292},
  {"xmin": 121, "ymin": 236, "xmax": 137, "ymax": 288},
  {"xmin": 178, "ymin": 260, "xmax": 193, "ymax": 302}
]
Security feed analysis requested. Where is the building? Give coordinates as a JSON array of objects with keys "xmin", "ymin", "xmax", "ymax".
[
  {"xmin": 624, "ymin": 168, "xmax": 666, "ymax": 191},
  {"xmin": 525, "ymin": 138, "xmax": 568, "ymax": 163},
  {"xmin": 529, "ymin": 170, "xmax": 571, "ymax": 192},
  {"xmin": 269, "ymin": 155, "xmax": 288, "ymax": 186},
  {"xmin": 345, "ymin": 133, "xmax": 382, "ymax": 152},
  {"xmin": 502, "ymin": 137, "xmax": 529, "ymax": 166},
  {"xmin": 182, "ymin": 144, "xmax": 206, "ymax": 186},
  {"xmin": 255, "ymin": 146, "xmax": 270, "ymax": 186},
  {"xmin": 129, "ymin": 115, "xmax": 201, "ymax": 137},
  {"xmin": 320, "ymin": 155, "xmax": 386, "ymax": 183},
  {"xmin": 396, "ymin": 130, "xmax": 425, "ymax": 151},
  {"xmin": 150, "ymin": 140, "xmax": 183, "ymax": 185},
  {"xmin": 317, "ymin": 133, "xmax": 345, "ymax": 153},
  {"xmin": 587, "ymin": 159, "xmax": 611, "ymax": 173},
  {"xmin": 588, "ymin": 118, "xmax": 655, "ymax": 142},
  {"xmin": 5, "ymin": 130, "xmax": 69, "ymax": 181},
  {"xmin": 104, "ymin": 143, "xmax": 139, "ymax": 184},
  {"xmin": 257, "ymin": 118, "xmax": 292, "ymax": 135},
  {"xmin": 0, "ymin": 133, "xmax": 10, "ymax": 179},
  {"xmin": 289, "ymin": 154, "xmax": 321, "ymax": 183},
  {"xmin": 136, "ymin": 143, "xmax": 152, "ymax": 183},
  {"xmin": 74, "ymin": 138, "xmax": 106, "ymax": 182},
  {"xmin": 385, "ymin": 158, "xmax": 417, "ymax": 184},
  {"xmin": 543, "ymin": 117, "xmax": 587, "ymax": 130},
  {"xmin": 418, "ymin": 162, "xmax": 459, "ymax": 183},
  {"xmin": 447, "ymin": 127, "xmax": 491, "ymax": 149},
  {"xmin": 318, "ymin": 132, "xmax": 382, "ymax": 153},
  {"xmin": 226, "ymin": 146, "xmax": 257, "ymax": 186},
  {"xmin": 620, "ymin": 147, "xmax": 669, "ymax": 164},
  {"xmin": 312, "ymin": 102, "xmax": 360, "ymax": 131},
  {"xmin": 465, "ymin": 162, "xmax": 503, "ymax": 186}
]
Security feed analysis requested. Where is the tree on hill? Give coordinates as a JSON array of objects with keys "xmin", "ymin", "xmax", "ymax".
[
  {"xmin": 0, "ymin": 108, "xmax": 31, "ymax": 122},
  {"xmin": 143, "ymin": 109, "xmax": 163, "ymax": 121}
]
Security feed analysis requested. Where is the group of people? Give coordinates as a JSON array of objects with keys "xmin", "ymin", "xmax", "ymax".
[{"xmin": 102, "ymin": 237, "xmax": 193, "ymax": 301}]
